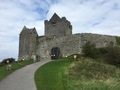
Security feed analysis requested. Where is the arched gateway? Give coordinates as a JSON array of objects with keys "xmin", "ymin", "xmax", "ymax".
[{"xmin": 51, "ymin": 47, "xmax": 60, "ymax": 60}]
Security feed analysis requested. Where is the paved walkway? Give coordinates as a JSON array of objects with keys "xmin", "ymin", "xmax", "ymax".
[{"xmin": 0, "ymin": 60, "xmax": 51, "ymax": 90}]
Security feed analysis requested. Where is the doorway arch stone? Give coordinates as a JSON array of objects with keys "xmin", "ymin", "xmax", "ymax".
[{"xmin": 51, "ymin": 47, "xmax": 60, "ymax": 60}]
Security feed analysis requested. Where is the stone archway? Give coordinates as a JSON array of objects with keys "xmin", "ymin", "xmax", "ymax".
[{"xmin": 51, "ymin": 47, "xmax": 60, "ymax": 60}]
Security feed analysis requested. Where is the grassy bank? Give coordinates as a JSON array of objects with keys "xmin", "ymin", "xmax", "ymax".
[
  {"xmin": 65, "ymin": 58, "xmax": 120, "ymax": 90},
  {"xmin": 35, "ymin": 57, "xmax": 120, "ymax": 90},
  {"xmin": 35, "ymin": 58, "xmax": 73, "ymax": 90},
  {"xmin": 0, "ymin": 60, "xmax": 34, "ymax": 80}
]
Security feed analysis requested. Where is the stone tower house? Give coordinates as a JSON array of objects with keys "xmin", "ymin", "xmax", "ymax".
[
  {"xmin": 45, "ymin": 13, "xmax": 72, "ymax": 38},
  {"xmin": 19, "ymin": 26, "xmax": 38, "ymax": 60},
  {"xmin": 18, "ymin": 13, "xmax": 116, "ymax": 61}
]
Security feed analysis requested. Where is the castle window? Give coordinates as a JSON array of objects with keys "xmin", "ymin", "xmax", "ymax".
[
  {"xmin": 52, "ymin": 22, "xmax": 56, "ymax": 26},
  {"xmin": 53, "ymin": 24, "xmax": 55, "ymax": 26}
]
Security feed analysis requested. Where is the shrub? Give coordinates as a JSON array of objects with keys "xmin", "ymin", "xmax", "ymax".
[
  {"xmin": 81, "ymin": 41, "xmax": 120, "ymax": 67},
  {"xmin": 82, "ymin": 41, "xmax": 99, "ymax": 59},
  {"xmin": 115, "ymin": 36, "xmax": 120, "ymax": 46},
  {"xmin": 97, "ymin": 48, "xmax": 108, "ymax": 58},
  {"xmin": 1, "ymin": 58, "xmax": 15, "ymax": 65},
  {"xmin": 105, "ymin": 46, "xmax": 120, "ymax": 67},
  {"xmin": 98, "ymin": 48, "xmax": 107, "ymax": 55}
]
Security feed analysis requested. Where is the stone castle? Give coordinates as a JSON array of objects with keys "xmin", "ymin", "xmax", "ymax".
[{"xmin": 19, "ymin": 13, "xmax": 116, "ymax": 61}]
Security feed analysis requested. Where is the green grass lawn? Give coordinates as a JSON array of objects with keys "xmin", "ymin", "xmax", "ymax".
[
  {"xmin": 35, "ymin": 58, "xmax": 73, "ymax": 90},
  {"xmin": 0, "ymin": 60, "xmax": 34, "ymax": 80},
  {"xmin": 35, "ymin": 56, "xmax": 120, "ymax": 90}
]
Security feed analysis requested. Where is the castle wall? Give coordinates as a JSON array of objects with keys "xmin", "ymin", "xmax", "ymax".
[
  {"xmin": 36, "ymin": 34, "xmax": 81, "ymax": 60},
  {"xmin": 36, "ymin": 33, "xmax": 116, "ymax": 60},
  {"xmin": 38, "ymin": 36, "xmax": 46, "ymax": 42},
  {"xmin": 80, "ymin": 33, "xmax": 116, "ymax": 48}
]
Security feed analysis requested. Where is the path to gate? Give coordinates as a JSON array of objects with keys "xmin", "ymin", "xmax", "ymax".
[{"xmin": 0, "ymin": 60, "xmax": 51, "ymax": 90}]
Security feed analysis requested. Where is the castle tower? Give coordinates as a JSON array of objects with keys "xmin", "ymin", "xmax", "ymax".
[
  {"xmin": 44, "ymin": 13, "xmax": 72, "ymax": 38},
  {"xmin": 19, "ymin": 26, "xmax": 38, "ymax": 60}
]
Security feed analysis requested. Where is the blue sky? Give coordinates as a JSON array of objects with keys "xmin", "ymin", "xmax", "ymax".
[{"xmin": 0, "ymin": 0, "xmax": 120, "ymax": 61}]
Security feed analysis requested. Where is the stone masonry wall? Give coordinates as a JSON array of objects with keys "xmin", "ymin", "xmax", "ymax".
[
  {"xmin": 36, "ymin": 33, "xmax": 116, "ymax": 60},
  {"xmin": 19, "ymin": 28, "xmax": 30, "ymax": 60},
  {"xmin": 19, "ymin": 27, "xmax": 38, "ymax": 60},
  {"xmin": 45, "ymin": 17, "xmax": 72, "ymax": 38},
  {"xmin": 29, "ymin": 29, "xmax": 38, "ymax": 59},
  {"xmin": 80, "ymin": 33, "xmax": 116, "ymax": 48},
  {"xmin": 36, "ymin": 34, "xmax": 81, "ymax": 60}
]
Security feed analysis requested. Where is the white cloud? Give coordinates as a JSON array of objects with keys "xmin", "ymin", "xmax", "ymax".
[
  {"xmin": 0, "ymin": 0, "xmax": 120, "ymax": 61},
  {"xmin": 0, "ymin": 0, "xmax": 50, "ymax": 61},
  {"xmin": 47, "ymin": 0, "xmax": 120, "ymax": 35}
]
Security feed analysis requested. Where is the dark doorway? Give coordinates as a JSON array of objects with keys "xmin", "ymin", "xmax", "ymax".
[
  {"xmin": 36, "ymin": 55, "xmax": 40, "ymax": 62},
  {"xmin": 51, "ymin": 47, "xmax": 60, "ymax": 60}
]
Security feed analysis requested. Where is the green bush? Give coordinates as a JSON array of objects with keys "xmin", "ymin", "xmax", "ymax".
[
  {"xmin": 98, "ymin": 48, "xmax": 107, "ymax": 55},
  {"xmin": 82, "ymin": 41, "xmax": 120, "ymax": 67},
  {"xmin": 105, "ymin": 46, "xmax": 120, "ymax": 67},
  {"xmin": 82, "ymin": 41, "xmax": 99, "ymax": 59},
  {"xmin": 115, "ymin": 36, "xmax": 120, "ymax": 45},
  {"xmin": 0, "ymin": 58, "xmax": 15, "ymax": 67},
  {"xmin": 1, "ymin": 58, "xmax": 15, "ymax": 65}
]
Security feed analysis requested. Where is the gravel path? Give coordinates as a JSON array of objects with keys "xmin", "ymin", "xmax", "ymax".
[{"xmin": 0, "ymin": 60, "xmax": 51, "ymax": 90}]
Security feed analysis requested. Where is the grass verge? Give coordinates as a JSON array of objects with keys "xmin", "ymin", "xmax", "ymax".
[
  {"xmin": 0, "ymin": 60, "xmax": 34, "ymax": 80},
  {"xmin": 35, "ymin": 58, "xmax": 73, "ymax": 90}
]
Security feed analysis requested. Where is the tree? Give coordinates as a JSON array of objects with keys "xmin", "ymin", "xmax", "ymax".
[{"xmin": 82, "ymin": 41, "xmax": 98, "ymax": 58}]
